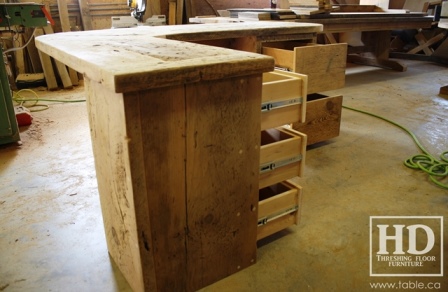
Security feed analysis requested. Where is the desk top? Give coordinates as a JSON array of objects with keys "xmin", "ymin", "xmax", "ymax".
[{"xmin": 35, "ymin": 22, "xmax": 322, "ymax": 93}]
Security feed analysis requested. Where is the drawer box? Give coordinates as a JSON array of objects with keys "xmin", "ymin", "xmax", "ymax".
[
  {"xmin": 293, "ymin": 94, "xmax": 343, "ymax": 145},
  {"xmin": 262, "ymin": 42, "xmax": 347, "ymax": 94},
  {"xmin": 261, "ymin": 70, "xmax": 307, "ymax": 130},
  {"xmin": 257, "ymin": 180, "xmax": 302, "ymax": 240},
  {"xmin": 259, "ymin": 127, "xmax": 306, "ymax": 189}
]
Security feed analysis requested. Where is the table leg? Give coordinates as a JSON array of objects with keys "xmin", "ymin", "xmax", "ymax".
[{"xmin": 347, "ymin": 30, "xmax": 407, "ymax": 71}]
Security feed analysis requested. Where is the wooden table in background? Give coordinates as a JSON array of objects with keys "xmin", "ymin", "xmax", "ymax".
[
  {"xmin": 296, "ymin": 12, "xmax": 434, "ymax": 71},
  {"xmin": 191, "ymin": 12, "xmax": 434, "ymax": 71}
]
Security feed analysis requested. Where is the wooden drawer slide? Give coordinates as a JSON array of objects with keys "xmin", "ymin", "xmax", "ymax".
[
  {"xmin": 261, "ymin": 70, "xmax": 307, "ymax": 130},
  {"xmin": 259, "ymin": 127, "xmax": 306, "ymax": 189},
  {"xmin": 257, "ymin": 180, "xmax": 302, "ymax": 240},
  {"xmin": 262, "ymin": 42, "xmax": 347, "ymax": 94}
]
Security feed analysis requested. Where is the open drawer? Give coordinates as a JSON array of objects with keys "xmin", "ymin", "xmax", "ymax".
[
  {"xmin": 261, "ymin": 70, "xmax": 308, "ymax": 130},
  {"xmin": 259, "ymin": 126, "xmax": 306, "ymax": 189},
  {"xmin": 262, "ymin": 42, "xmax": 347, "ymax": 94},
  {"xmin": 257, "ymin": 180, "xmax": 302, "ymax": 240},
  {"xmin": 293, "ymin": 93, "xmax": 343, "ymax": 145}
]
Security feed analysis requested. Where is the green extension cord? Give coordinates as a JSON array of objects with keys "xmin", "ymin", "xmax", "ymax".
[
  {"xmin": 13, "ymin": 89, "xmax": 86, "ymax": 112},
  {"xmin": 343, "ymin": 105, "xmax": 448, "ymax": 190}
]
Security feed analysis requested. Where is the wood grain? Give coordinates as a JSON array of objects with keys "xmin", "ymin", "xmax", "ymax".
[
  {"xmin": 185, "ymin": 75, "xmax": 260, "ymax": 291},
  {"xmin": 35, "ymin": 23, "xmax": 322, "ymax": 93}
]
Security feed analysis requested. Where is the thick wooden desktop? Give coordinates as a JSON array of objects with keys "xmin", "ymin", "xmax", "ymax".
[{"xmin": 35, "ymin": 22, "xmax": 321, "ymax": 292}]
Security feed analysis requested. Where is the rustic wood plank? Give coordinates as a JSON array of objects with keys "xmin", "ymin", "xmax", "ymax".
[
  {"xmin": 169, "ymin": 0, "xmax": 176, "ymax": 25},
  {"xmin": 85, "ymin": 78, "xmax": 152, "ymax": 292},
  {"xmin": 136, "ymin": 84, "xmax": 188, "ymax": 291},
  {"xmin": 24, "ymin": 28, "xmax": 43, "ymax": 73},
  {"xmin": 34, "ymin": 28, "xmax": 58, "ymax": 90},
  {"xmin": 408, "ymin": 32, "xmax": 445, "ymax": 54},
  {"xmin": 78, "ymin": 0, "xmax": 93, "ymax": 30},
  {"xmin": 185, "ymin": 0, "xmax": 198, "ymax": 19},
  {"xmin": 55, "ymin": 0, "xmax": 79, "ymax": 86},
  {"xmin": 42, "ymin": 25, "xmax": 73, "ymax": 88},
  {"xmin": 177, "ymin": 0, "xmax": 184, "ymax": 24},
  {"xmin": 293, "ymin": 43, "xmax": 347, "ymax": 93},
  {"xmin": 36, "ymin": 22, "xmax": 314, "ymax": 92},
  {"xmin": 54, "ymin": 61, "xmax": 73, "ymax": 89},
  {"xmin": 147, "ymin": 0, "xmax": 161, "ymax": 16},
  {"xmin": 185, "ymin": 75, "xmax": 260, "ymax": 291},
  {"xmin": 56, "ymin": 0, "xmax": 71, "ymax": 32},
  {"xmin": 414, "ymin": 31, "xmax": 434, "ymax": 56},
  {"xmin": 293, "ymin": 94, "xmax": 343, "ymax": 145},
  {"xmin": 325, "ymin": 32, "xmax": 337, "ymax": 44}
]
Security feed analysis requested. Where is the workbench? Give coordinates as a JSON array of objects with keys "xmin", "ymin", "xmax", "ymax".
[{"xmin": 35, "ymin": 22, "xmax": 322, "ymax": 292}]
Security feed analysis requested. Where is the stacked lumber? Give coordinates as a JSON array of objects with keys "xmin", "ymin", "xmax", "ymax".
[{"xmin": 4, "ymin": 0, "xmax": 133, "ymax": 90}]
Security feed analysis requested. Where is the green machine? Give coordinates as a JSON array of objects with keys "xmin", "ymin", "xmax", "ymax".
[{"xmin": 0, "ymin": 3, "xmax": 49, "ymax": 145}]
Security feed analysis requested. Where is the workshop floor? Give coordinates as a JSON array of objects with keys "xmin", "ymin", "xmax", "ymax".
[{"xmin": 1, "ymin": 60, "xmax": 447, "ymax": 292}]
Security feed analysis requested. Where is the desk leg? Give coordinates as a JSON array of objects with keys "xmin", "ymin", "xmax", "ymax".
[
  {"xmin": 347, "ymin": 30, "xmax": 407, "ymax": 72},
  {"xmin": 87, "ymin": 74, "xmax": 261, "ymax": 292}
]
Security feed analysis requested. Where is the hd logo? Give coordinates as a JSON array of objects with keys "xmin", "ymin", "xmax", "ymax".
[{"xmin": 370, "ymin": 216, "xmax": 443, "ymax": 277}]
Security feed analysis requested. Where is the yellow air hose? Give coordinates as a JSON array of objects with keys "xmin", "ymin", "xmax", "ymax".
[{"xmin": 343, "ymin": 105, "xmax": 448, "ymax": 190}]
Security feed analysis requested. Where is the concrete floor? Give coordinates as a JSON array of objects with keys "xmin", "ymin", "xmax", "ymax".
[{"xmin": 1, "ymin": 60, "xmax": 447, "ymax": 291}]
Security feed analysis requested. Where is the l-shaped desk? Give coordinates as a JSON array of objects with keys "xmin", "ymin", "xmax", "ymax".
[{"xmin": 36, "ymin": 22, "xmax": 322, "ymax": 292}]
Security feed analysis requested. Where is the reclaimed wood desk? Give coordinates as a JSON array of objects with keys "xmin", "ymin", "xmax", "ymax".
[{"xmin": 35, "ymin": 22, "xmax": 322, "ymax": 292}]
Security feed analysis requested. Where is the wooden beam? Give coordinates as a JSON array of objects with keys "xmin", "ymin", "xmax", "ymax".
[
  {"xmin": 78, "ymin": 0, "xmax": 93, "ymax": 30},
  {"xmin": 177, "ymin": 0, "xmax": 183, "ymax": 24},
  {"xmin": 42, "ymin": 25, "xmax": 73, "ymax": 89},
  {"xmin": 407, "ymin": 32, "xmax": 445, "ymax": 54},
  {"xmin": 55, "ymin": 0, "xmax": 79, "ymax": 86},
  {"xmin": 169, "ymin": 1, "xmax": 176, "ymax": 25},
  {"xmin": 414, "ymin": 32, "xmax": 434, "ymax": 56},
  {"xmin": 35, "ymin": 28, "xmax": 58, "ymax": 90},
  {"xmin": 57, "ymin": 0, "xmax": 71, "ymax": 32},
  {"xmin": 147, "ymin": 0, "xmax": 161, "ymax": 16},
  {"xmin": 24, "ymin": 28, "xmax": 43, "ymax": 73}
]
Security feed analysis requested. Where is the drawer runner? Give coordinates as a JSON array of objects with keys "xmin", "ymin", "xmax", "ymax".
[
  {"xmin": 258, "ymin": 205, "xmax": 299, "ymax": 226},
  {"xmin": 260, "ymin": 154, "xmax": 302, "ymax": 174},
  {"xmin": 261, "ymin": 97, "xmax": 303, "ymax": 112}
]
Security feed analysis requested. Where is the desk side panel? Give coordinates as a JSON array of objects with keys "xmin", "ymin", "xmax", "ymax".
[
  {"xmin": 85, "ymin": 79, "xmax": 150, "ymax": 292},
  {"xmin": 136, "ymin": 85, "xmax": 188, "ymax": 291},
  {"xmin": 185, "ymin": 75, "xmax": 261, "ymax": 290}
]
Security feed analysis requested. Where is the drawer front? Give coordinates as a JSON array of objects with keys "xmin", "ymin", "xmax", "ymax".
[
  {"xmin": 262, "ymin": 70, "xmax": 307, "ymax": 105},
  {"xmin": 293, "ymin": 94, "xmax": 343, "ymax": 145},
  {"xmin": 262, "ymin": 43, "xmax": 347, "ymax": 94},
  {"xmin": 261, "ymin": 104, "xmax": 301, "ymax": 131},
  {"xmin": 259, "ymin": 127, "xmax": 306, "ymax": 189},
  {"xmin": 261, "ymin": 70, "xmax": 308, "ymax": 130},
  {"xmin": 257, "ymin": 180, "xmax": 302, "ymax": 240}
]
